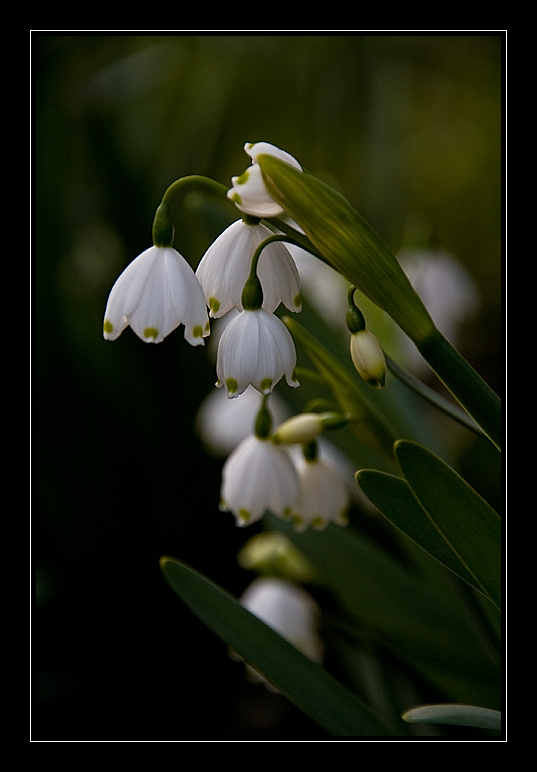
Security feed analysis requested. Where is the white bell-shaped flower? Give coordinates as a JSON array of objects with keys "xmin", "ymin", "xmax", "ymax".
[
  {"xmin": 216, "ymin": 309, "xmax": 299, "ymax": 398},
  {"xmin": 103, "ymin": 246, "xmax": 209, "ymax": 345},
  {"xmin": 195, "ymin": 219, "xmax": 301, "ymax": 318},
  {"xmin": 293, "ymin": 454, "xmax": 350, "ymax": 532},
  {"xmin": 227, "ymin": 142, "xmax": 301, "ymax": 218},
  {"xmin": 219, "ymin": 435, "xmax": 300, "ymax": 526}
]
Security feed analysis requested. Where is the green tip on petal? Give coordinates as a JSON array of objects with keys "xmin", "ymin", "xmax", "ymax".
[
  {"xmin": 294, "ymin": 293, "xmax": 302, "ymax": 308},
  {"xmin": 193, "ymin": 325, "xmax": 203, "ymax": 338},
  {"xmin": 144, "ymin": 327, "xmax": 159, "ymax": 340},
  {"xmin": 238, "ymin": 509, "xmax": 252, "ymax": 524},
  {"xmin": 103, "ymin": 320, "xmax": 113, "ymax": 334},
  {"xmin": 226, "ymin": 378, "xmax": 238, "ymax": 394},
  {"xmin": 209, "ymin": 297, "xmax": 220, "ymax": 314},
  {"xmin": 260, "ymin": 378, "xmax": 273, "ymax": 393},
  {"xmin": 236, "ymin": 170, "xmax": 250, "ymax": 185}
]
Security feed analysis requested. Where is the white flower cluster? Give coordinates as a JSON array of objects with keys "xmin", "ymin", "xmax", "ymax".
[
  {"xmin": 218, "ymin": 402, "xmax": 350, "ymax": 531},
  {"xmin": 103, "ymin": 142, "xmax": 301, "ymax": 398},
  {"xmin": 103, "ymin": 142, "xmax": 350, "ymax": 533}
]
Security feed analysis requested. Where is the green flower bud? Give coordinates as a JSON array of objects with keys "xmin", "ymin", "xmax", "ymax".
[
  {"xmin": 257, "ymin": 155, "xmax": 436, "ymax": 346},
  {"xmin": 350, "ymin": 329, "xmax": 387, "ymax": 389},
  {"xmin": 273, "ymin": 411, "xmax": 346, "ymax": 444}
]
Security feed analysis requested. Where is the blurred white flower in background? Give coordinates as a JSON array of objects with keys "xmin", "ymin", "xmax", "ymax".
[
  {"xmin": 397, "ymin": 248, "xmax": 480, "ymax": 375},
  {"xmin": 293, "ymin": 452, "xmax": 350, "ymax": 532},
  {"xmin": 195, "ymin": 385, "xmax": 289, "ymax": 458},
  {"xmin": 286, "ymin": 243, "xmax": 349, "ymax": 334},
  {"xmin": 237, "ymin": 577, "xmax": 324, "ymax": 690}
]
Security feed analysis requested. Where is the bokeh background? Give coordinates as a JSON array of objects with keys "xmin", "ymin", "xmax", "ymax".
[{"xmin": 34, "ymin": 33, "xmax": 503, "ymax": 740}]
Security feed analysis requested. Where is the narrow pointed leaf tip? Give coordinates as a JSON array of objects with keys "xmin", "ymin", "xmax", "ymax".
[
  {"xmin": 402, "ymin": 704, "xmax": 501, "ymax": 731},
  {"xmin": 395, "ymin": 440, "xmax": 501, "ymax": 609}
]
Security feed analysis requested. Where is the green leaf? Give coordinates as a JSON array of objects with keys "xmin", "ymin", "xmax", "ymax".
[
  {"xmin": 416, "ymin": 331, "xmax": 501, "ymax": 451},
  {"xmin": 395, "ymin": 441, "xmax": 502, "ymax": 610},
  {"xmin": 283, "ymin": 316, "xmax": 397, "ymax": 465},
  {"xmin": 160, "ymin": 556, "xmax": 397, "ymax": 737},
  {"xmin": 259, "ymin": 155, "xmax": 436, "ymax": 345},
  {"xmin": 356, "ymin": 469, "xmax": 488, "ymax": 597},
  {"xmin": 402, "ymin": 703, "xmax": 501, "ymax": 731},
  {"xmin": 261, "ymin": 158, "xmax": 501, "ymax": 451},
  {"xmin": 264, "ymin": 515, "xmax": 497, "ymax": 688}
]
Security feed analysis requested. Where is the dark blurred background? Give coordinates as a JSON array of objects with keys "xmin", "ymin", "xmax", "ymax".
[{"xmin": 33, "ymin": 33, "xmax": 503, "ymax": 740}]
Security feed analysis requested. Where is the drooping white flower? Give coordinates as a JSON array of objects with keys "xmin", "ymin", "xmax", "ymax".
[
  {"xmin": 195, "ymin": 219, "xmax": 301, "ymax": 318},
  {"xmin": 216, "ymin": 309, "xmax": 299, "ymax": 398},
  {"xmin": 219, "ymin": 435, "xmax": 300, "ymax": 526},
  {"xmin": 227, "ymin": 142, "xmax": 301, "ymax": 218},
  {"xmin": 293, "ymin": 454, "xmax": 350, "ymax": 532},
  {"xmin": 103, "ymin": 246, "xmax": 209, "ymax": 345}
]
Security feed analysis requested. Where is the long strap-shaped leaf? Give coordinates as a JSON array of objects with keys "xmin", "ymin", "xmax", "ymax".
[
  {"xmin": 394, "ymin": 441, "xmax": 502, "ymax": 610},
  {"xmin": 260, "ymin": 158, "xmax": 501, "ymax": 450},
  {"xmin": 356, "ymin": 469, "xmax": 488, "ymax": 597},
  {"xmin": 160, "ymin": 556, "xmax": 397, "ymax": 737}
]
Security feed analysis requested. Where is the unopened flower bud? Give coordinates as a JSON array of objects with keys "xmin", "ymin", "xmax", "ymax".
[
  {"xmin": 273, "ymin": 411, "xmax": 345, "ymax": 444},
  {"xmin": 350, "ymin": 329, "xmax": 386, "ymax": 389}
]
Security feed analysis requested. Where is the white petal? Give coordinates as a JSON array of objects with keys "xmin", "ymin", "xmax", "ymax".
[
  {"xmin": 256, "ymin": 311, "xmax": 299, "ymax": 389},
  {"xmin": 196, "ymin": 220, "xmax": 255, "ymax": 317},
  {"xmin": 161, "ymin": 248, "xmax": 210, "ymax": 346},
  {"xmin": 103, "ymin": 246, "xmax": 160, "ymax": 340},
  {"xmin": 244, "ymin": 142, "xmax": 302, "ymax": 172},
  {"xmin": 255, "ymin": 230, "xmax": 302, "ymax": 314},
  {"xmin": 227, "ymin": 165, "xmax": 285, "ymax": 218},
  {"xmin": 294, "ymin": 457, "xmax": 350, "ymax": 531}
]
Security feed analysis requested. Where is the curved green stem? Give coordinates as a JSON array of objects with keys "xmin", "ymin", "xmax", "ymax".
[
  {"xmin": 242, "ymin": 232, "xmax": 323, "ymax": 310},
  {"xmin": 160, "ymin": 175, "xmax": 228, "ymax": 208},
  {"xmin": 153, "ymin": 175, "xmax": 230, "ymax": 247}
]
